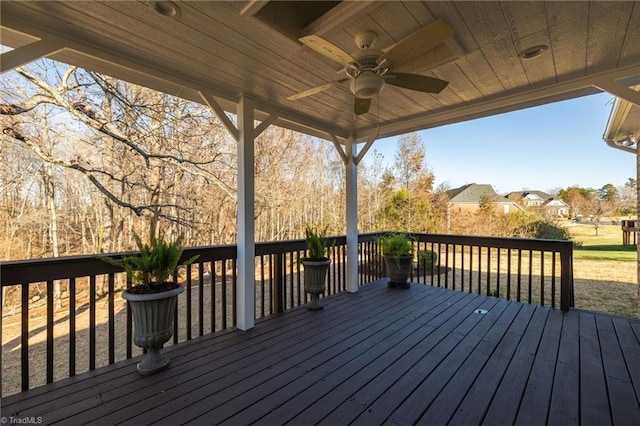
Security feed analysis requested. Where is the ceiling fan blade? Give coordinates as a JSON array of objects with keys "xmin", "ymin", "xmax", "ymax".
[
  {"xmin": 287, "ymin": 79, "xmax": 348, "ymax": 101},
  {"xmin": 386, "ymin": 73, "xmax": 449, "ymax": 94},
  {"xmin": 379, "ymin": 20, "xmax": 454, "ymax": 67},
  {"xmin": 299, "ymin": 34, "xmax": 354, "ymax": 65},
  {"xmin": 354, "ymin": 97, "xmax": 371, "ymax": 115}
]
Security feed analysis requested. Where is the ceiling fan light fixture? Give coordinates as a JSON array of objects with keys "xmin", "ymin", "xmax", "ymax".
[
  {"xmin": 519, "ymin": 44, "xmax": 548, "ymax": 59},
  {"xmin": 350, "ymin": 71, "xmax": 384, "ymax": 99}
]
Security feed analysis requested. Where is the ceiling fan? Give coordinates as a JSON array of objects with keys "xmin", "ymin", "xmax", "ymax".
[{"xmin": 287, "ymin": 20, "xmax": 455, "ymax": 115}]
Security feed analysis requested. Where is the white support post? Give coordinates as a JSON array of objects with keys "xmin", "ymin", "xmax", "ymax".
[
  {"xmin": 236, "ymin": 96, "xmax": 256, "ymax": 330},
  {"xmin": 345, "ymin": 137, "xmax": 359, "ymax": 293}
]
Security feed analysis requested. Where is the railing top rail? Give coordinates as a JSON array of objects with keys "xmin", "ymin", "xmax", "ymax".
[
  {"xmin": 1, "ymin": 231, "xmax": 571, "ymax": 286},
  {"xmin": 1, "ymin": 244, "xmax": 236, "ymax": 286},
  {"xmin": 410, "ymin": 232, "xmax": 573, "ymax": 253}
]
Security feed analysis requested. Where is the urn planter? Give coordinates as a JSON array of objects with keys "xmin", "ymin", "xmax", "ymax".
[
  {"xmin": 383, "ymin": 254, "xmax": 414, "ymax": 289},
  {"xmin": 302, "ymin": 258, "xmax": 331, "ymax": 310},
  {"xmin": 122, "ymin": 284, "xmax": 184, "ymax": 375}
]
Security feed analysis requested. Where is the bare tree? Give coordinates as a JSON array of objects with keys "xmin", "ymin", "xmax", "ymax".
[{"xmin": 1, "ymin": 62, "xmax": 230, "ymax": 229}]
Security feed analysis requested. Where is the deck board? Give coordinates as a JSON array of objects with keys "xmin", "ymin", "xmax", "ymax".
[
  {"xmin": 580, "ymin": 312, "xmax": 613, "ymax": 426},
  {"xmin": 548, "ymin": 305, "xmax": 580, "ymax": 425},
  {"xmin": 2, "ymin": 280, "xmax": 640, "ymax": 426}
]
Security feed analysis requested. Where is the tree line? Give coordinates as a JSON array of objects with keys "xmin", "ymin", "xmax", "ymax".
[
  {"xmin": 1, "ymin": 59, "xmax": 636, "ymax": 264},
  {"xmin": 0, "ymin": 60, "xmax": 444, "ymax": 262}
]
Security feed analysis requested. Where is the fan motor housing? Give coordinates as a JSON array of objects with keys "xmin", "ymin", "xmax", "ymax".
[{"xmin": 350, "ymin": 71, "xmax": 385, "ymax": 99}]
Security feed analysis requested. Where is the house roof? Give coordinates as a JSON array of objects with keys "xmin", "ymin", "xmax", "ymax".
[
  {"xmin": 447, "ymin": 183, "xmax": 506, "ymax": 204},
  {"xmin": 2, "ymin": 1, "xmax": 640, "ymax": 144},
  {"xmin": 506, "ymin": 190, "xmax": 569, "ymax": 208},
  {"xmin": 506, "ymin": 190, "xmax": 553, "ymax": 201}
]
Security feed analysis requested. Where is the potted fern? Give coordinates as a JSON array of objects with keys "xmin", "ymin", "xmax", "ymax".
[
  {"xmin": 301, "ymin": 224, "xmax": 331, "ymax": 310},
  {"xmin": 102, "ymin": 223, "xmax": 198, "ymax": 375},
  {"xmin": 380, "ymin": 232, "xmax": 414, "ymax": 289}
]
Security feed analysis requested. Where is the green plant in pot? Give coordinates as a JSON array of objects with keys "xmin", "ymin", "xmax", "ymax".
[
  {"xmin": 102, "ymin": 224, "xmax": 198, "ymax": 375},
  {"xmin": 380, "ymin": 232, "xmax": 414, "ymax": 289},
  {"xmin": 301, "ymin": 224, "xmax": 331, "ymax": 310}
]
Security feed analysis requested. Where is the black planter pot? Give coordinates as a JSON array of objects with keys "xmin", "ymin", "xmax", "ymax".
[
  {"xmin": 383, "ymin": 254, "xmax": 413, "ymax": 289},
  {"xmin": 302, "ymin": 258, "xmax": 331, "ymax": 310}
]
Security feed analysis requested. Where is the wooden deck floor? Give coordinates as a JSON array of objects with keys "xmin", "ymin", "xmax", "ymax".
[{"xmin": 3, "ymin": 280, "xmax": 640, "ymax": 425}]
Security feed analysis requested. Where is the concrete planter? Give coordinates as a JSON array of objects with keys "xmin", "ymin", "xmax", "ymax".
[
  {"xmin": 383, "ymin": 254, "xmax": 414, "ymax": 289},
  {"xmin": 302, "ymin": 258, "xmax": 331, "ymax": 310},
  {"xmin": 122, "ymin": 284, "xmax": 184, "ymax": 375}
]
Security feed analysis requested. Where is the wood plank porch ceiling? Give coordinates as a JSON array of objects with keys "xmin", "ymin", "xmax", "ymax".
[
  {"xmin": 3, "ymin": 281, "xmax": 640, "ymax": 425},
  {"xmin": 2, "ymin": 1, "xmax": 640, "ymax": 142}
]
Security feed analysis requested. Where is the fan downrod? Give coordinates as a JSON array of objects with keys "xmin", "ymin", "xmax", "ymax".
[{"xmin": 354, "ymin": 30, "xmax": 377, "ymax": 49}]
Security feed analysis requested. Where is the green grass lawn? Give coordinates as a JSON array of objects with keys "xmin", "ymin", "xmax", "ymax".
[
  {"xmin": 569, "ymin": 223, "xmax": 637, "ymax": 261},
  {"xmin": 573, "ymin": 246, "xmax": 636, "ymax": 262},
  {"xmin": 565, "ymin": 223, "xmax": 638, "ymax": 318}
]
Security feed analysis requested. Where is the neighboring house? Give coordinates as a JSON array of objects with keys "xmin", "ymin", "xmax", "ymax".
[
  {"xmin": 506, "ymin": 190, "xmax": 569, "ymax": 217},
  {"xmin": 447, "ymin": 183, "xmax": 524, "ymax": 214}
]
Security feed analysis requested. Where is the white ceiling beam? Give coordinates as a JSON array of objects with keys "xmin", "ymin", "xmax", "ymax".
[
  {"xmin": 0, "ymin": 38, "xmax": 65, "ymax": 73},
  {"xmin": 300, "ymin": 1, "xmax": 381, "ymax": 37},
  {"xmin": 240, "ymin": 0, "xmax": 270, "ymax": 17},
  {"xmin": 592, "ymin": 79, "xmax": 640, "ymax": 107}
]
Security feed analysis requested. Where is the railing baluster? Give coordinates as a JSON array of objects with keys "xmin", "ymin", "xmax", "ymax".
[
  {"xmin": 173, "ymin": 267, "xmax": 179, "ymax": 344},
  {"xmin": 477, "ymin": 246, "xmax": 482, "ymax": 295},
  {"xmin": 517, "ymin": 250, "xmax": 522, "ymax": 302},
  {"xmin": 108, "ymin": 273, "xmax": 115, "ymax": 364},
  {"xmin": 89, "ymin": 275, "xmax": 96, "ymax": 370},
  {"xmin": 274, "ymin": 252, "xmax": 283, "ymax": 314},
  {"xmin": 289, "ymin": 251, "xmax": 294, "ymax": 310},
  {"xmin": 460, "ymin": 245, "xmax": 471, "ymax": 292},
  {"xmin": 507, "ymin": 248, "xmax": 512, "ymax": 300},
  {"xmin": 211, "ymin": 261, "xmax": 216, "ymax": 332},
  {"xmin": 126, "ymin": 275, "xmax": 132, "ymax": 358},
  {"xmin": 69, "ymin": 277, "xmax": 76, "ymax": 377},
  {"xmin": 451, "ymin": 244, "xmax": 456, "ymax": 290},
  {"xmin": 528, "ymin": 249, "xmax": 533, "ymax": 304},
  {"xmin": 198, "ymin": 262, "xmax": 204, "ymax": 337},
  {"xmin": 469, "ymin": 246, "xmax": 473, "ymax": 293},
  {"xmin": 296, "ymin": 250, "xmax": 302, "ymax": 306},
  {"xmin": 231, "ymin": 258, "xmax": 237, "ymax": 328},
  {"xmin": 186, "ymin": 264, "xmax": 192, "ymax": 341},
  {"xmin": 21, "ymin": 283, "xmax": 29, "ymax": 391},
  {"xmin": 496, "ymin": 248, "xmax": 501, "ymax": 297},
  {"xmin": 486, "ymin": 247, "xmax": 491, "ymax": 296},
  {"xmin": 222, "ymin": 260, "xmax": 228, "ymax": 330},
  {"xmin": 552, "ymin": 252, "xmax": 557, "ymax": 309},
  {"xmin": 46, "ymin": 280, "xmax": 54, "ymax": 384},
  {"xmin": 259, "ymin": 255, "xmax": 265, "ymax": 318},
  {"xmin": 540, "ymin": 251, "xmax": 545, "ymax": 307}
]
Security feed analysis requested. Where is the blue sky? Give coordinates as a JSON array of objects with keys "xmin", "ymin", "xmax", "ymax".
[{"xmin": 372, "ymin": 92, "xmax": 636, "ymax": 195}]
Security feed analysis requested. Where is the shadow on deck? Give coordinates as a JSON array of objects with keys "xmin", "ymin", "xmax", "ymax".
[{"xmin": 2, "ymin": 280, "xmax": 639, "ymax": 425}]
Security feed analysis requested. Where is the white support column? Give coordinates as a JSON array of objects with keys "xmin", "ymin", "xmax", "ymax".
[
  {"xmin": 345, "ymin": 137, "xmax": 359, "ymax": 293},
  {"xmin": 236, "ymin": 96, "xmax": 255, "ymax": 330}
]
